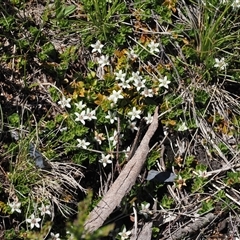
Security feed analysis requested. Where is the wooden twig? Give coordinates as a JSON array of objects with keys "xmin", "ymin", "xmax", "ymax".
[
  {"xmin": 84, "ymin": 107, "xmax": 159, "ymax": 232},
  {"xmin": 168, "ymin": 213, "xmax": 216, "ymax": 240},
  {"xmin": 130, "ymin": 222, "xmax": 153, "ymax": 240}
]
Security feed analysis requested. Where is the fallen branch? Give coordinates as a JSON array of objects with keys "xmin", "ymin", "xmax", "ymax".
[
  {"xmin": 169, "ymin": 213, "xmax": 215, "ymax": 240},
  {"xmin": 84, "ymin": 107, "xmax": 159, "ymax": 232},
  {"xmin": 130, "ymin": 222, "xmax": 153, "ymax": 240}
]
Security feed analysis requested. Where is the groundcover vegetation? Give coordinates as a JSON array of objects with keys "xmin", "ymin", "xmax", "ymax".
[{"xmin": 1, "ymin": 0, "xmax": 240, "ymax": 239}]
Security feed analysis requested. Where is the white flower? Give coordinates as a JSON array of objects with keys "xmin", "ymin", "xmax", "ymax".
[
  {"xmin": 8, "ymin": 201, "xmax": 21, "ymax": 213},
  {"xmin": 232, "ymin": 0, "xmax": 240, "ymax": 8},
  {"xmin": 49, "ymin": 232, "xmax": 61, "ymax": 240},
  {"xmin": 115, "ymin": 70, "xmax": 126, "ymax": 81},
  {"xmin": 94, "ymin": 131, "xmax": 105, "ymax": 145},
  {"xmin": 118, "ymin": 227, "xmax": 131, "ymax": 240},
  {"xmin": 123, "ymin": 146, "xmax": 131, "ymax": 159},
  {"xmin": 105, "ymin": 111, "xmax": 118, "ymax": 124},
  {"xmin": 26, "ymin": 214, "xmax": 41, "ymax": 229},
  {"xmin": 38, "ymin": 204, "xmax": 51, "ymax": 216},
  {"xmin": 118, "ymin": 79, "xmax": 131, "ymax": 89},
  {"xmin": 158, "ymin": 76, "xmax": 171, "ymax": 89},
  {"xmin": 74, "ymin": 101, "xmax": 86, "ymax": 110},
  {"xmin": 128, "ymin": 107, "xmax": 141, "ymax": 121},
  {"xmin": 141, "ymin": 87, "xmax": 153, "ymax": 97},
  {"xmin": 178, "ymin": 122, "xmax": 188, "ymax": 131},
  {"xmin": 133, "ymin": 78, "xmax": 146, "ymax": 91},
  {"xmin": 144, "ymin": 113, "xmax": 153, "ymax": 124},
  {"xmin": 195, "ymin": 170, "xmax": 208, "ymax": 178},
  {"xmin": 58, "ymin": 97, "xmax": 71, "ymax": 108},
  {"xmin": 85, "ymin": 108, "xmax": 97, "ymax": 121},
  {"xmin": 98, "ymin": 55, "xmax": 110, "ymax": 67},
  {"xmin": 128, "ymin": 71, "xmax": 141, "ymax": 82},
  {"xmin": 108, "ymin": 90, "xmax": 124, "ymax": 104},
  {"xmin": 127, "ymin": 49, "xmax": 138, "ymax": 59},
  {"xmin": 214, "ymin": 57, "xmax": 227, "ymax": 70},
  {"xmin": 109, "ymin": 130, "xmax": 119, "ymax": 146},
  {"xmin": 148, "ymin": 40, "xmax": 160, "ymax": 54},
  {"xmin": 99, "ymin": 154, "xmax": 112, "ymax": 167},
  {"xmin": 59, "ymin": 127, "xmax": 67, "ymax": 132},
  {"xmin": 77, "ymin": 139, "xmax": 90, "ymax": 149},
  {"xmin": 128, "ymin": 121, "xmax": 139, "ymax": 132},
  {"xmin": 139, "ymin": 203, "xmax": 152, "ymax": 218},
  {"xmin": 91, "ymin": 40, "xmax": 104, "ymax": 54},
  {"xmin": 74, "ymin": 111, "xmax": 88, "ymax": 125}
]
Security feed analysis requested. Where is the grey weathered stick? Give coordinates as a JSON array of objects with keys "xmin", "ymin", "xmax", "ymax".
[
  {"xmin": 84, "ymin": 107, "xmax": 159, "ymax": 232},
  {"xmin": 168, "ymin": 213, "xmax": 215, "ymax": 240},
  {"xmin": 130, "ymin": 222, "xmax": 153, "ymax": 240}
]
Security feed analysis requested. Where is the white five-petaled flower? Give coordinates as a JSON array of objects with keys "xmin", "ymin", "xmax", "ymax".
[
  {"xmin": 74, "ymin": 101, "xmax": 86, "ymax": 110},
  {"xmin": 144, "ymin": 113, "xmax": 153, "ymax": 124},
  {"xmin": 128, "ymin": 71, "xmax": 141, "ymax": 82},
  {"xmin": 214, "ymin": 57, "xmax": 227, "ymax": 70},
  {"xmin": 141, "ymin": 87, "xmax": 153, "ymax": 98},
  {"xmin": 128, "ymin": 121, "xmax": 139, "ymax": 132},
  {"xmin": 232, "ymin": 0, "xmax": 240, "ymax": 8},
  {"xmin": 58, "ymin": 97, "xmax": 71, "ymax": 108},
  {"xmin": 85, "ymin": 108, "xmax": 97, "ymax": 121},
  {"xmin": 77, "ymin": 139, "xmax": 90, "ymax": 149},
  {"xmin": 99, "ymin": 154, "xmax": 112, "ymax": 167},
  {"xmin": 8, "ymin": 201, "xmax": 21, "ymax": 213},
  {"xmin": 115, "ymin": 70, "xmax": 126, "ymax": 81},
  {"xmin": 105, "ymin": 110, "xmax": 118, "ymax": 124},
  {"xmin": 139, "ymin": 202, "xmax": 152, "ymax": 218},
  {"xmin": 148, "ymin": 40, "xmax": 160, "ymax": 54},
  {"xmin": 133, "ymin": 78, "xmax": 146, "ymax": 91},
  {"xmin": 98, "ymin": 55, "xmax": 110, "ymax": 67},
  {"xmin": 38, "ymin": 203, "xmax": 51, "ymax": 216},
  {"xmin": 118, "ymin": 226, "xmax": 131, "ymax": 240},
  {"xmin": 128, "ymin": 107, "xmax": 141, "ymax": 121},
  {"xmin": 127, "ymin": 49, "xmax": 138, "ymax": 59},
  {"xmin": 26, "ymin": 214, "xmax": 41, "ymax": 229},
  {"xmin": 178, "ymin": 122, "xmax": 188, "ymax": 132},
  {"xmin": 118, "ymin": 78, "xmax": 131, "ymax": 89},
  {"xmin": 108, "ymin": 90, "xmax": 124, "ymax": 104},
  {"xmin": 49, "ymin": 232, "xmax": 61, "ymax": 240},
  {"xmin": 74, "ymin": 111, "xmax": 88, "ymax": 125},
  {"xmin": 91, "ymin": 40, "xmax": 104, "ymax": 54},
  {"xmin": 158, "ymin": 76, "xmax": 171, "ymax": 89},
  {"xmin": 109, "ymin": 130, "xmax": 119, "ymax": 147}
]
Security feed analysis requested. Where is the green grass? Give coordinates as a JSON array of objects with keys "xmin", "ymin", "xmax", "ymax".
[{"xmin": 0, "ymin": 0, "xmax": 240, "ymax": 239}]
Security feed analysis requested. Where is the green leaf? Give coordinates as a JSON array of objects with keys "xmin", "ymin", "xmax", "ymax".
[
  {"xmin": 198, "ymin": 199, "xmax": 214, "ymax": 214},
  {"xmin": 146, "ymin": 149, "xmax": 160, "ymax": 170},
  {"xmin": 72, "ymin": 152, "xmax": 88, "ymax": 164},
  {"xmin": 194, "ymin": 89, "xmax": 209, "ymax": 105},
  {"xmin": 45, "ymin": 120, "xmax": 55, "ymax": 130},
  {"xmin": 38, "ymin": 42, "xmax": 57, "ymax": 61},
  {"xmin": 8, "ymin": 113, "xmax": 20, "ymax": 127},
  {"xmin": 63, "ymin": 5, "xmax": 76, "ymax": 17},
  {"xmin": 161, "ymin": 195, "xmax": 174, "ymax": 209},
  {"xmin": 49, "ymin": 87, "xmax": 59, "ymax": 102},
  {"xmin": 191, "ymin": 177, "xmax": 205, "ymax": 193}
]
